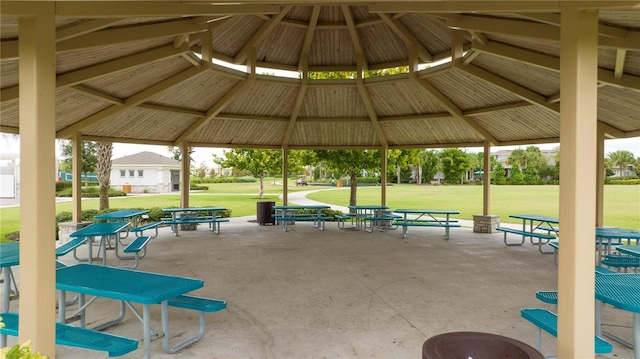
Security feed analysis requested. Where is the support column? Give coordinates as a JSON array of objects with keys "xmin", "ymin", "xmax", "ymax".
[
  {"xmin": 482, "ymin": 140, "xmax": 491, "ymax": 215},
  {"xmin": 71, "ymin": 132, "xmax": 82, "ymax": 223},
  {"xmin": 381, "ymin": 147, "xmax": 387, "ymax": 206},
  {"xmin": 180, "ymin": 142, "xmax": 190, "ymax": 208},
  {"xmin": 18, "ymin": 4, "xmax": 57, "ymax": 356},
  {"xmin": 282, "ymin": 148, "xmax": 288, "ymax": 205},
  {"xmin": 595, "ymin": 127, "xmax": 605, "ymax": 227},
  {"xmin": 557, "ymin": 6, "xmax": 598, "ymax": 359},
  {"xmin": 473, "ymin": 140, "xmax": 499, "ymax": 233}
]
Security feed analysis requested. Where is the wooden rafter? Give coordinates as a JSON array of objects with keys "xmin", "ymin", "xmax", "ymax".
[
  {"xmin": 298, "ymin": 6, "xmax": 321, "ymax": 72},
  {"xmin": 1, "ymin": 44, "xmax": 190, "ymax": 103},
  {"xmin": 356, "ymin": 59, "xmax": 387, "ymax": 146},
  {"xmin": 369, "ymin": 1, "xmax": 640, "ymax": 13},
  {"xmin": 234, "ymin": 5, "xmax": 292, "ymax": 64},
  {"xmin": 412, "ymin": 77, "xmax": 498, "ymax": 145},
  {"xmin": 173, "ymin": 79, "xmax": 252, "ymax": 144},
  {"xmin": 57, "ymin": 66, "xmax": 207, "ymax": 138},
  {"xmin": 70, "ymin": 85, "xmax": 124, "ymax": 105},
  {"xmin": 282, "ymin": 81, "xmax": 308, "ymax": 146},
  {"xmin": 378, "ymin": 13, "xmax": 433, "ymax": 63},
  {"xmin": 614, "ymin": 49, "xmax": 627, "ymax": 79}
]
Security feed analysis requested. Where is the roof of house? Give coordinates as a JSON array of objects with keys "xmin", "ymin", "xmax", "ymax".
[{"xmin": 111, "ymin": 151, "xmax": 180, "ymax": 166}]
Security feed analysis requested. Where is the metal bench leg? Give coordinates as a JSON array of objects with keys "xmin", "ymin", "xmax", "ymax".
[
  {"xmin": 503, "ymin": 232, "xmax": 525, "ymax": 246},
  {"xmin": 161, "ymin": 301, "xmax": 207, "ymax": 354}
]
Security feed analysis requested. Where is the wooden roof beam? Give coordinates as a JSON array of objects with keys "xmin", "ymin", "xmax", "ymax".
[
  {"xmin": 298, "ymin": 6, "xmax": 320, "ymax": 73},
  {"xmin": 356, "ymin": 58, "xmax": 388, "ymax": 147},
  {"xmin": 369, "ymin": 1, "xmax": 640, "ymax": 13},
  {"xmin": 52, "ymin": 2, "xmax": 280, "ymax": 17},
  {"xmin": 173, "ymin": 79, "xmax": 252, "ymax": 144},
  {"xmin": 473, "ymin": 40, "xmax": 640, "ymax": 92},
  {"xmin": 454, "ymin": 62, "xmax": 560, "ymax": 114},
  {"xmin": 378, "ymin": 13, "xmax": 433, "ymax": 62},
  {"xmin": 56, "ymin": 19, "xmax": 208, "ymax": 54},
  {"xmin": 57, "ymin": 66, "xmax": 207, "ymax": 138},
  {"xmin": 234, "ymin": 6, "xmax": 292, "ymax": 64},
  {"xmin": 342, "ymin": 5, "xmax": 368, "ymax": 70},
  {"xmin": 614, "ymin": 49, "xmax": 627, "ymax": 79},
  {"xmin": 69, "ymin": 85, "xmax": 124, "ymax": 105},
  {"xmin": 412, "ymin": 77, "xmax": 498, "ymax": 145},
  {"xmin": 446, "ymin": 15, "xmax": 640, "ymax": 51},
  {"xmin": 516, "ymin": 12, "xmax": 628, "ymax": 38},
  {"xmin": 282, "ymin": 81, "xmax": 308, "ymax": 146}
]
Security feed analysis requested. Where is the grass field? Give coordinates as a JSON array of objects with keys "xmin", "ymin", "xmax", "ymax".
[
  {"xmin": 306, "ymin": 184, "xmax": 640, "ymax": 229},
  {"xmin": 1, "ymin": 182, "xmax": 638, "ymax": 239}
]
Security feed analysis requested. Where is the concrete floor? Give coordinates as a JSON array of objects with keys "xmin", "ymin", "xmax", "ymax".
[{"xmin": 5, "ymin": 217, "xmax": 636, "ymax": 359}]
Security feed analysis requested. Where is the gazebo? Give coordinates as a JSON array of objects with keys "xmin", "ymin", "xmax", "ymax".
[{"xmin": 1, "ymin": 1, "xmax": 639, "ymax": 357}]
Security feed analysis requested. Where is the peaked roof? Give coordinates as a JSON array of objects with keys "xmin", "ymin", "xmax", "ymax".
[
  {"xmin": 1, "ymin": 1, "xmax": 639, "ymax": 149},
  {"xmin": 111, "ymin": 151, "xmax": 180, "ymax": 166}
]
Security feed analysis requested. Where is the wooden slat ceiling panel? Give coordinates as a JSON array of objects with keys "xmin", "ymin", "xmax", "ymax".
[
  {"xmin": 621, "ymin": 51, "xmax": 640, "ymax": 77},
  {"xmin": 382, "ymin": 117, "xmax": 484, "ymax": 146},
  {"xmin": 299, "ymin": 85, "xmax": 368, "ymax": 119},
  {"xmin": 473, "ymin": 106, "xmax": 559, "ymax": 142},
  {"xmin": 318, "ymin": 6, "xmax": 345, "ymax": 23},
  {"xmin": 256, "ymin": 24, "xmax": 306, "ymax": 66},
  {"xmin": 56, "ymin": 37, "xmax": 174, "ymax": 74},
  {"xmin": 224, "ymin": 82, "xmax": 299, "ymax": 118},
  {"xmin": 83, "ymin": 57, "xmax": 193, "ymax": 99},
  {"xmin": 55, "ymin": 88, "xmax": 112, "ymax": 130},
  {"xmin": 1, "ymin": 60, "xmax": 18, "ymax": 88},
  {"xmin": 286, "ymin": 6, "xmax": 312, "ymax": 22},
  {"xmin": 148, "ymin": 72, "xmax": 241, "ymax": 113},
  {"xmin": 191, "ymin": 118, "xmax": 286, "ymax": 145},
  {"xmin": 85, "ymin": 107, "xmax": 198, "ymax": 141},
  {"xmin": 309, "ymin": 29, "xmax": 355, "ymax": 66},
  {"xmin": 488, "ymin": 34, "xmax": 560, "ymax": 58},
  {"xmin": 598, "ymin": 86, "xmax": 640, "ymax": 132},
  {"xmin": 428, "ymin": 68, "xmax": 523, "ymax": 112},
  {"xmin": 598, "ymin": 48, "xmax": 620, "ymax": 73},
  {"xmin": 600, "ymin": 11, "xmax": 640, "ymax": 28},
  {"xmin": 367, "ymin": 80, "xmax": 447, "ymax": 117},
  {"xmin": 0, "ymin": 17, "xmax": 19, "ymax": 39},
  {"xmin": 359, "ymin": 24, "xmax": 407, "ymax": 65},
  {"xmin": 0, "ymin": 101, "xmax": 19, "ymax": 129},
  {"xmin": 471, "ymin": 53, "xmax": 560, "ymax": 98},
  {"xmin": 212, "ymin": 16, "xmax": 265, "ymax": 58},
  {"xmin": 289, "ymin": 122, "xmax": 379, "ymax": 146},
  {"xmin": 351, "ymin": 5, "xmax": 378, "ymax": 21},
  {"xmin": 402, "ymin": 14, "xmax": 455, "ymax": 56}
]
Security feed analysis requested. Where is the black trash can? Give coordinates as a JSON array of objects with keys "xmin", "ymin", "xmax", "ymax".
[
  {"xmin": 422, "ymin": 332, "xmax": 544, "ymax": 359},
  {"xmin": 256, "ymin": 201, "xmax": 275, "ymax": 225}
]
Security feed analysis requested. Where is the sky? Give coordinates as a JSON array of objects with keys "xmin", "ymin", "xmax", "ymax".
[{"xmin": 2, "ymin": 135, "xmax": 639, "ymax": 168}]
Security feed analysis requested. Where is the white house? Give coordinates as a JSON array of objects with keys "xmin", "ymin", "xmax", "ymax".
[{"xmin": 110, "ymin": 151, "xmax": 181, "ymax": 194}]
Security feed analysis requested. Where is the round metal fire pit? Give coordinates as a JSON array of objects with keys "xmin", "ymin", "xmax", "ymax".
[{"xmin": 422, "ymin": 332, "xmax": 544, "ymax": 359}]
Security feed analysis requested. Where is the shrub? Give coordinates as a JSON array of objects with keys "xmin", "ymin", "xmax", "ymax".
[
  {"xmin": 607, "ymin": 179, "xmax": 640, "ymax": 185},
  {"xmin": 55, "ymin": 182, "xmax": 72, "ymax": 192},
  {"xmin": 56, "ymin": 187, "xmax": 126, "ymax": 197},
  {"xmin": 190, "ymin": 184, "xmax": 208, "ymax": 190},
  {"xmin": 237, "ymin": 176, "xmax": 257, "ymax": 183}
]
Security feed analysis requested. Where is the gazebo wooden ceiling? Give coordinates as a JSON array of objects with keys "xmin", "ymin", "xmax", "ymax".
[{"xmin": 1, "ymin": 1, "xmax": 638, "ymax": 150}]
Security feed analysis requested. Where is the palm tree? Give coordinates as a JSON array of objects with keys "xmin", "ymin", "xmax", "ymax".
[
  {"xmin": 607, "ymin": 150, "xmax": 635, "ymax": 179},
  {"xmin": 97, "ymin": 142, "xmax": 113, "ymax": 210}
]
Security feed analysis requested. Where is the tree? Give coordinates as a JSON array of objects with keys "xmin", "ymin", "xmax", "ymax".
[
  {"xmin": 492, "ymin": 162, "xmax": 507, "ymax": 185},
  {"xmin": 96, "ymin": 142, "xmax": 113, "ymax": 210},
  {"xmin": 214, "ymin": 149, "xmax": 283, "ymax": 198},
  {"xmin": 59, "ymin": 140, "xmax": 98, "ymax": 187},
  {"xmin": 197, "ymin": 162, "xmax": 208, "ymax": 178},
  {"xmin": 419, "ymin": 150, "xmax": 439, "ymax": 184},
  {"xmin": 607, "ymin": 150, "xmax": 635, "ymax": 179},
  {"xmin": 168, "ymin": 146, "xmax": 194, "ymax": 164},
  {"xmin": 523, "ymin": 166, "xmax": 539, "ymax": 184},
  {"xmin": 313, "ymin": 150, "xmax": 380, "ymax": 207},
  {"xmin": 438, "ymin": 148, "xmax": 471, "ymax": 184},
  {"xmin": 509, "ymin": 164, "xmax": 525, "ymax": 185}
]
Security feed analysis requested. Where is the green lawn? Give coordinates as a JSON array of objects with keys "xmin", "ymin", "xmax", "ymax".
[
  {"xmin": 306, "ymin": 184, "xmax": 640, "ymax": 229},
  {"xmin": 1, "ymin": 183, "xmax": 638, "ymax": 239}
]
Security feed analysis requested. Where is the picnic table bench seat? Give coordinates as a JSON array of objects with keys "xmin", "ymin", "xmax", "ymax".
[
  {"xmin": 601, "ymin": 253, "xmax": 640, "ymax": 271},
  {"xmin": 130, "ymin": 221, "xmax": 162, "ymax": 239},
  {"xmin": 161, "ymin": 217, "xmax": 228, "ymax": 235},
  {"xmin": 362, "ymin": 215, "xmax": 400, "ymax": 232},
  {"xmin": 0, "ymin": 312, "xmax": 138, "ymax": 357},
  {"xmin": 273, "ymin": 215, "xmax": 332, "ymax": 231},
  {"xmin": 122, "ymin": 236, "xmax": 151, "ymax": 269},
  {"xmin": 161, "ymin": 295, "xmax": 227, "ymax": 354},
  {"xmin": 496, "ymin": 227, "xmax": 556, "ymax": 247},
  {"xmin": 55, "ymin": 237, "xmax": 88, "ymax": 258},
  {"xmin": 520, "ymin": 308, "xmax": 612, "ymax": 355},
  {"xmin": 336, "ymin": 214, "xmax": 356, "ymax": 230}
]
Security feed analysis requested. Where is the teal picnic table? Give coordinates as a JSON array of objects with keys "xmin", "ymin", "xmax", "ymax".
[
  {"xmin": 69, "ymin": 222, "xmax": 131, "ymax": 265},
  {"xmin": 272, "ymin": 205, "xmax": 330, "ymax": 231},
  {"xmin": 393, "ymin": 209, "xmax": 460, "ymax": 240},
  {"xmin": 347, "ymin": 205, "xmax": 389, "ymax": 231},
  {"xmin": 161, "ymin": 207, "xmax": 227, "ymax": 236}
]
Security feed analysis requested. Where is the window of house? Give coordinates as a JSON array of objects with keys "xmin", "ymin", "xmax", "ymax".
[
  {"xmin": 138, "ymin": 170, "xmax": 144, "ymax": 177},
  {"xmin": 129, "ymin": 170, "xmax": 135, "ymax": 177},
  {"xmin": 120, "ymin": 170, "xmax": 125, "ymax": 177}
]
